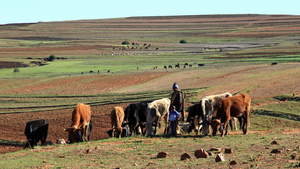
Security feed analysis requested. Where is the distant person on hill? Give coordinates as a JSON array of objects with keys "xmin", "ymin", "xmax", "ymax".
[
  {"xmin": 170, "ymin": 82, "xmax": 184, "ymax": 122},
  {"xmin": 168, "ymin": 105, "xmax": 180, "ymax": 136}
]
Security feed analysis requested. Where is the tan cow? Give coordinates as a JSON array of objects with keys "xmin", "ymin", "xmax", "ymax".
[
  {"xmin": 64, "ymin": 103, "xmax": 91, "ymax": 142},
  {"xmin": 111, "ymin": 106, "xmax": 125, "ymax": 138}
]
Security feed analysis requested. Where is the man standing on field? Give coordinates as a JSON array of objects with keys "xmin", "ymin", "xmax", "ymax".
[{"xmin": 170, "ymin": 82, "xmax": 184, "ymax": 122}]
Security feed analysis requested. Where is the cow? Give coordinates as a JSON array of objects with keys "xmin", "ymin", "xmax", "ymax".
[
  {"xmin": 198, "ymin": 63, "xmax": 205, "ymax": 67},
  {"xmin": 164, "ymin": 66, "xmax": 167, "ymax": 69},
  {"xmin": 271, "ymin": 62, "xmax": 278, "ymax": 65},
  {"xmin": 201, "ymin": 92, "xmax": 232, "ymax": 136},
  {"xmin": 189, "ymin": 64, "xmax": 192, "ymax": 67},
  {"xmin": 185, "ymin": 102, "xmax": 204, "ymax": 135},
  {"xmin": 145, "ymin": 98, "xmax": 171, "ymax": 136},
  {"xmin": 110, "ymin": 106, "xmax": 126, "ymax": 138},
  {"xmin": 89, "ymin": 70, "xmax": 93, "ymax": 73},
  {"xmin": 211, "ymin": 93, "xmax": 251, "ymax": 137},
  {"xmin": 123, "ymin": 101, "xmax": 152, "ymax": 136},
  {"xmin": 64, "ymin": 103, "xmax": 91, "ymax": 142},
  {"xmin": 184, "ymin": 63, "xmax": 188, "ymax": 66},
  {"xmin": 24, "ymin": 119, "xmax": 49, "ymax": 148},
  {"xmin": 168, "ymin": 65, "xmax": 172, "ymax": 68},
  {"xmin": 175, "ymin": 63, "xmax": 180, "ymax": 68},
  {"xmin": 68, "ymin": 120, "xmax": 92, "ymax": 143}
]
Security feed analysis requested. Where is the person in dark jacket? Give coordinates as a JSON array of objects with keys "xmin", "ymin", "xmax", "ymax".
[{"xmin": 170, "ymin": 83, "xmax": 184, "ymax": 121}]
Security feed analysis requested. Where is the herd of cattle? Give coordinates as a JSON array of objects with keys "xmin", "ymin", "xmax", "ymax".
[{"xmin": 24, "ymin": 92, "xmax": 251, "ymax": 148}]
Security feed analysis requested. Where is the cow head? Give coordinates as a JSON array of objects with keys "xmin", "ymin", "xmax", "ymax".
[
  {"xmin": 65, "ymin": 127, "xmax": 84, "ymax": 143},
  {"xmin": 145, "ymin": 105, "xmax": 155, "ymax": 136},
  {"xmin": 121, "ymin": 125, "xmax": 129, "ymax": 137},
  {"xmin": 179, "ymin": 122, "xmax": 190, "ymax": 133},
  {"xmin": 211, "ymin": 119, "xmax": 223, "ymax": 136},
  {"xmin": 65, "ymin": 121, "xmax": 92, "ymax": 143}
]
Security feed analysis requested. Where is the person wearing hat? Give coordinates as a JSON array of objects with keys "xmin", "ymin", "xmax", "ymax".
[{"xmin": 170, "ymin": 82, "xmax": 184, "ymax": 122}]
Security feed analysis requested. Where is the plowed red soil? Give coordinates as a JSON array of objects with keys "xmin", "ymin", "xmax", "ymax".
[{"xmin": 0, "ymin": 103, "xmax": 129, "ymax": 154}]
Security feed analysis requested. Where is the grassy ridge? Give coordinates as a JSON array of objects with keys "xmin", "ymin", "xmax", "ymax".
[{"xmin": 1, "ymin": 128, "xmax": 300, "ymax": 168}]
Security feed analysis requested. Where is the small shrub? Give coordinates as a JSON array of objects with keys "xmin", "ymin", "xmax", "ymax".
[
  {"xmin": 13, "ymin": 68, "xmax": 20, "ymax": 73},
  {"xmin": 48, "ymin": 55, "xmax": 56, "ymax": 61},
  {"xmin": 179, "ymin": 39, "xmax": 187, "ymax": 43},
  {"xmin": 122, "ymin": 40, "xmax": 130, "ymax": 45}
]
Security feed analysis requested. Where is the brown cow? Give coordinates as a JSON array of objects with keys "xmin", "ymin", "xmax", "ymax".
[
  {"xmin": 211, "ymin": 93, "xmax": 251, "ymax": 137},
  {"xmin": 64, "ymin": 103, "xmax": 91, "ymax": 142},
  {"xmin": 111, "ymin": 106, "xmax": 125, "ymax": 138}
]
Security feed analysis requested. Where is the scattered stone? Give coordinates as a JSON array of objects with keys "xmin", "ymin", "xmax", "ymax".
[
  {"xmin": 297, "ymin": 146, "xmax": 300, "ymax": 149},
  {"xmin": 292, "ymin": 154, "xmax": 299, "ymax": 159},
  {"xmin": 133, "ymin": 163, "xmax": 139, "ymax": 166},
  {"xmin": 229, "ymin": 160, "xmax": 237, "ymax": 165},
  {"xmin": 43, "ymin": 161, "xmax": 48, "ymax": 163},
  {"xmin": 207, "ymin": 151, "xmax": 214, "ymax": 156},
  {"xmin": 288, "ymin": 160, "xmax": 298, "ymax": 163},
  {"xmin": 193, "ymin": 137, "xmax": 197, "ymax": 140},
  {"xmin": 225, "ymin": 148, "xmax": 232, "ymax": 154},
  {"xmin": 210, "ymin": 147, "xmax": 221, "ymax": 152},
  {"xmin": 147, "ymin": 162, "xmax": 157, "ymax": 166},
  {"xmin": 194, "ymin": 149, "xmax": 209, "ymax": 158},
  {"xmin": 215, "ymin": 153, "xmax": 225, "ymax": 162},
  {"xmin": 157, "ymin": 152, "xmax": 168, "ymax": 158},
  {"xmin": 270, "ymin": 149, "xmax": 284, "ymax": 154},
  {"xmin": 271, "ymin": 140, "xmax": 279, "ymax": 145},
  {"xmin": 86, "ymin": 149, "xmax": 92, "ymax": 154},
  {"xmin": 250, "ymin": 164, "xmax": 254, "ymax": 168},
  {"xmin": 265, "ymin": 146, "xmax": 272, "ymax": 149},
  {"xmin": 95, "ymin": 146, "xmax": 101, "ymax": 150},
  {"xmin": 287, "ymin": 148, "xmax": 292, "ymax": 151},
  {"xmin": 272, "ymin": 137, "xmax": 277, "ymax": 140},
  {"xmin": 181, "ymin": 153, "xmax": 191, "ymax": 161},
  {"xmin": 59, "ymin": 155, "xmax": 65, "ymax": 158},
  {"xmin": 56, "ymin": 139, "xmax": 66, "ymax": 145}
]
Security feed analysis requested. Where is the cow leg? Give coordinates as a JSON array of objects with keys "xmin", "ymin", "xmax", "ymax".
[
  {"xmin": 243, "ymin": 113, "xmax": 249, "ymax": 135},
  {"xmin": 222, "ymin": 117, "xmax": 231, "ymax": 137},
  {"xmin": 163, "ymin": 113, "xmax": 169, "ymax": 134},
  {"xmin": 233, "ymin": 117, "xmax": 237, "ymax": 130},
  {"xmin": 84, "ymin": 124, "xmax": 89, "ymax": 141},
  {"xmin": 229, "ymin": 118, "xmax": 233, "ymax": 130}
]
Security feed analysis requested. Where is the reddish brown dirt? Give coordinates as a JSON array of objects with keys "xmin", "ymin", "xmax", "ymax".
[
  {"xmin": 0, "ymin": 72, "xmax": 169, "ymax": 95},
  {"xmin": 0, "ymin": 102, "xmax": 129, "ymax": 154},
  {"xmin": 0, "ymin": 61, "xmax": 28, "ymax": 69}
]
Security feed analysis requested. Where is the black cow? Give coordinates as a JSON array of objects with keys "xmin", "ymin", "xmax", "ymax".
[
  {"xmin": 185, "ymin": 102, "xmax": 204, "ymax": 135},
  {"xmin": 123, "ymin": 101, "xmax": 152, "ymax": 136},
  {"xmin": 175, "ymin": 63, "xmax": 180, "ymax": 68},
  {"xmin": 198, "ymin": 63, "xmax": 205, "ymax": 67},
  {"xmin": 24, "ymin": 119, "xmax": 49, "ymax": 148},
  {"xmin": 164, "ymin": 66, "xmax": 167, "ymax": 69},
  {"xmin": 168, "ymin": 65, "xmax": 173, "ymax": 68},
  {"xmin": 184, "ymin": 63, "xmax": 188, "ymax": 66},
  {"xmin": 271, "ymin": 62, "xmax": 278, "ymax": 65},
  {"xmin": 68, "ymin": 120, "xmax": 93, "ymax": 143}
]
